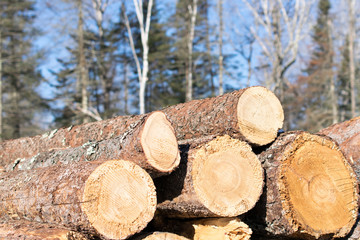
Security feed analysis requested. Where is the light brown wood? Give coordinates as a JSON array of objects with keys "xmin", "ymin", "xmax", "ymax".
[
  {"xmin": 0, "ymin": 160, "xmax": 157, "ymax": 240},
  {"xmin": 0, "ymin": 220, "xmax": 87, "ymax": 240},
  {"xmin": 0, "ymin": 111, "xmax": 180, "ymax": 175},
  {"xmin": 253, "ymin": 131, "xmax": 358, "ymax": 239},
  {"xmin": 135, "ymin": 232, "xmax": 190, "ymax": 240},
  {"xmin": 192, "ymin": 218, "xmax": 252, "ymax": 240},
  {"xmin": 156, "ymin": 135, "xmax": 263, "ymax": 218},
  {"xmin": 162, "ymin": 86, "xmax": 284, "ymax": 146}
]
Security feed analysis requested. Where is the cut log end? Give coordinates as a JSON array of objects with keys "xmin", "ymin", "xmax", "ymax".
[
  {"xmin": 81, "ymin": 160, "xmax": 157, "ymax": 240},
  {"xmin": 193, "ymin": 218, "xmax": 252, "ymax": 240},
  {"xmin": 136, "ymin": 232, "xmax": 190, "ymax": 240},
  {"xmin": 192, "ymin": 135, "xmax": 263, "ymax": 216},
  {"xmin": 279, "ymin": 133, "xmax": 358, "ymax": 238},
  {"xmin": 237, "ymin": 86, "xmax": 284, "ymax": 145},
  {"xmin": 141, "ymin": 111, "xmax": 180, "ymax": 172}
]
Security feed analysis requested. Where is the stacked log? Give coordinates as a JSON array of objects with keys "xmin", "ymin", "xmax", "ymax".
[
  {"xmin": 0, "ymin": 160, "xmax": 157, "ymax": 239},
  {"xmin": 155, "ymin": 135, "xmax": 263, "ymax": 218},
  {"xmin": 1, "ymin": 86, "xmax": 360, "ymax": 239},
  {"xmin": 0, "ymin": 111, "xmax": 180, "ymax": 175},
  {"xmin": 162, "ymin": 86, "xmax": 284, "ymax": 146},
  {"xmin": 251, "ymin": 131, "xmax": 358, "ymax": 239}
]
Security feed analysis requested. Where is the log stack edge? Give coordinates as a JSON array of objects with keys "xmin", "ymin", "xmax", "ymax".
[{"xmin": 0, "ymin": 86, "xmax": 359, "ymax": 239}]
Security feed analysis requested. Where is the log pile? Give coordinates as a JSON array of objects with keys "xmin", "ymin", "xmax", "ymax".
[{"xmin": 0, "ymin": 86, "xmax": 359, "ymax": 239}]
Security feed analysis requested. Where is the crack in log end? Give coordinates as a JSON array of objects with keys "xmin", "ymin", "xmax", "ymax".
[
  {"xmin": 237, "ymin": 86, "xmax": 284, "ymax": 146},
  {"xmin": 278, "ymin": 132, "xmax": 358, "ymax": 238},
  {"xmin": 81, "ymin": 160, "xmax": 157, "ymax": 239}
]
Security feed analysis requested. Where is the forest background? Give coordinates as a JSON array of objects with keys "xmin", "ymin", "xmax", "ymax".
[{"xmin": 0, "ymin": 0, "xmax": 358, "ymax": 140}]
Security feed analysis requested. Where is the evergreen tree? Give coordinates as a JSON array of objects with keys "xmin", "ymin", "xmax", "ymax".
[
  {"xmin": 295, "ymin": 0, "xmax": 335, "ymax": 132},
  {"xmin": 0, "ymin": 0, "xmax": 47, "ymax": 139},
  {"xmin": 337, "ymin": 37, "xmax": 351, "ymax": 122},
  {"xmin": 167, "ymin": 0, "xmax": 213, "ymax": 104}
]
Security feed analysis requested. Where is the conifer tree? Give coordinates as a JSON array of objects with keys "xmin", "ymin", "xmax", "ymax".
[
  {"xmin": 0, "ymin": 0, "xmax": 47, "ymax": 139},
  {"xmin": 296, "ymin": 0, "xmax": 335, "ymax": 132}
]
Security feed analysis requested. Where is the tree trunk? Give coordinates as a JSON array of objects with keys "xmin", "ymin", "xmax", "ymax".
[
  {"xmin": 0, "ymin": 220, "xmax": 87, "ymax": 240},
  {"xmin": 218, "ymin": 0, "xmax": 224, "ymax": 96},
  {"xmin": 162, "ymin": 86, "xmax": 284, "ymax": 146},
  {"xmin": 77, "ymin": 0, "xmax": 89, "ymax": 124},
  {"xmin": 348, "ymin": 0, "xmax": 356, "ymax": 118},
  {"xmin": 204, "ymin": 0, "xmax": 214, "ymax": 97},
  {"xmin": 250, "ymin": 131, "xmax": 358, "ymax": 239},
  {"xmin": 186, "ymin": 0, "xmax": 197, "ymax": 102},
  {"xmin": 0, "ymin": 29, "xmax": 2, "ymax": 141},
  {"xmin": 0, "ymin": 111, "xmax": 180, "ymax": 175},
  {"xmin": 328, "ymin": 18, "xmax": 338, "ymax": 124},
  {"xmin": 155, "ymin": 135, "xmax": 263, "ymax": 218},
  {"xmin": 0, "ymin": 160, "xmax": 157, "ymax": 240}
]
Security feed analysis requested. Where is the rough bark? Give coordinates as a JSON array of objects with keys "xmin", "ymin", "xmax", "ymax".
[
  {"xmin": 0, "ymin": 111, "xmax": 180, "ymax": 175},
  {"xmin": 251, "ymin": 131, "xmax": 358, "ymax": 239},
  {"xmin": 162, "ymin": 86, "xmax": 284, "ymax": 146},
  {"xmin": 0, "ymin": 220, "xmax": 87, "ymax": 240},
  {"xmin": 318, "ymin": 117, "xmax": 360, "ymax": 189},
  {"xmin": 0, "ymin": 160, "xmax": 157, "ymax": 240},
  {"xmin": 155, "ymin": 135, "xmax": 263, "ymax": 218}
]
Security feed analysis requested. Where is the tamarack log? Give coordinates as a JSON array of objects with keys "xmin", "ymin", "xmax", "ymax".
[
  {"xmin": 155, "ymin": 135, "xmax": 263, "ymax": 218},
  {"xmin": 0, "ymin": 160, "xmax": 157, "ymax": 239},
  {"xmin": 1, "ymin": 112, "xmax": 180, "ymax": 176},
  {"xmin": 249, "ymin": 131, "xmax": 358, "ymax": 239},
  {"xmin": 162, "ymin": 86, "xmax": 284, "ymax": 146}
]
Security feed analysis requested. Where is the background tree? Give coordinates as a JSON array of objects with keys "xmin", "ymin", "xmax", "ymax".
[
  {"xmin": 294, "ymin": 0, "xmax": 335, "ymax": 132},
  {"xmin": 0, "ymin": 0, "xmax": 48, "ymax": 140}
]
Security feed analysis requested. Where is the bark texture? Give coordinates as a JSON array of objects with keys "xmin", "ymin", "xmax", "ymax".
[
  {"xmin": 318, "ymin": 116, "xmax": 360, "ymax": 145},
  {"xmin": 162, "ymin": 86, "xmax": 283, "ymax": 146},
  {"xmin": 253, "ymin": 131, "xmax": 358, "ymax": 239},
  {"xmin": 0, "ymin": 112, "xmax": 180, "ymax": 175},
  {"xmin": 155, "ymin": 135, "xmax": 263, "ymax": 218},
  {"xmin": 0, "ymin": 160, "xmax": 157, "ymax": 240},
  {"xmin": 0, "ymin": 220, "xmax": 87, "ymax": 240},
  {"xmin": 318, "ymin": 117, "xmax": 360, "ymax": 182}
]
